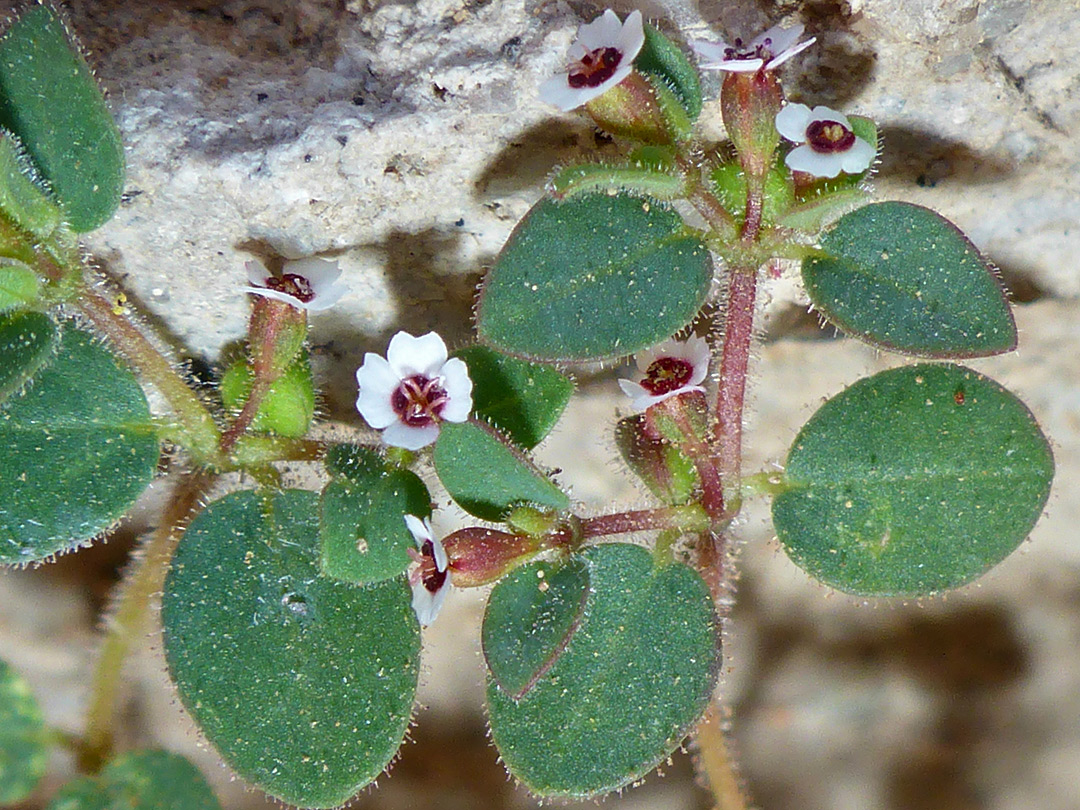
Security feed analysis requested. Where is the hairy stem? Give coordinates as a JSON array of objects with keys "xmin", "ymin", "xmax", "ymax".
[
  {"xmin": 712, "ymin": 267, "xmax": 758, "ymax": 512},
  {"xmin": 76, "ymin": 288, "xmax": 222, "ymax": 463},
  {"xmin": 81, "ymin": 472, "xmax": 212, "ymax": 771},
  {"xmin": 695, "ymin": 704, "xmax": 750, "ymax": 810},
  {"xmin": 578, "ymin": 504, "xmax": 709, "ymax": 539}
]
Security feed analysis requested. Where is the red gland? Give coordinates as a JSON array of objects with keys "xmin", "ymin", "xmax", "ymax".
[
  {"xmin": 391, "ymin": 375, "xmax": 449, "ymax": 427},
  {"xmin": 642, "ymin": 357, "xmax": 695, "ymax": 396},
  {"xmin": 568, "ymin": 46, "xmax": 622, "ymax": 88},
  {"xmin": 265, "ymin": 273, "xmax": 316, "ymax": 303},
  {"xmin": 806, "ymin": 119, "xmax": 856, "ymax": 153}
]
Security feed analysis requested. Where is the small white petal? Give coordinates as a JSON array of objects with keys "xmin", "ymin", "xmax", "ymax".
[
  {"xmin": 754, "ymin": 23, "xmax": 804, "ymax": 57},
  {"xmin": 615, "ymin": 10, "xmax": 645, "ymax": 62},
  {"xmin": 577, "ymin": 8, "xmax": 622, "ymax": 51},
  {"xmin": 437, "ymin": 357, "xmax": 474, "ymax": 423},
  {"xmin": 765, "ymin": 35, "xmax": 816, "ymax": 69},
  {"xmin": 807, "ymin": 105, "xmax": 850, "ymax": 127},
  {"xmin": 430, "ymin": 535, "xmax": 448, "ymax": 572},
  {"xmin": 618, "ymin": 378, "xmax": 653, "ymax": 410},
  {"xmin": 684, "ymin": 336, "xmax": 712, "ymax": 386},
  {"xmin": 775, "ymin": 103, "xmax": 814, "ymax": 143},
  {"xmin": 784, "ymin": 144, "xmax": 844, "ymax": 178},
  {"xmin": 387, "ymin": 331, "xmax": 449, "ymax": 379},
  {"xmin": 245, "ymin": 260, "xmax": 272, "ymax": 286},
  {"xmin": 538, "ymin": 73, "xmax": 585, "ymax": 111},
  {"xmin": 706, "ymin": 56, "xmax": 764, "ymax": 72},
  {"xmin": 839, "ymin": 137, "xmax": 876, "ymax": 174},
  {"xmin": 411, "ymin": 579, "xmax": 448, "ymax": 626},
  {"xmin": 242, "ymin": 286, "xmax": 311, "ymax": 308},
  {"xmin": 285, "ymin": 257, "xmax": 339, "ymax": 287},
  {"xmin": 404, "ymin": 514, "xmax": 433, "ymax": 547},
  {"xmin": 382, "ymin": 420, "xmax": 440, "ymax": 450},
  {"xmin": 355, "ymin": 354, "xmax": 401, "ymax": 429}
]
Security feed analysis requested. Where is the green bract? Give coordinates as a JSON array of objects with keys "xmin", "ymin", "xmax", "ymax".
[
  {"xmin": 0, "ymin": 658, "xmax": 48, "ymax": 803},
  {"xmin": 0, "ymin": 323, "xmax": 159, "ymax": 565},
  {"xmin": 320, "ymin": 445, "xmax": 431, "ymax": 584},
  {"xmin": 46, "ymin": 750, "xmax": 221, "ymax": 810},
  {"xmin": 482, "ymin": 557, "xmax": 590, "ymax": 700},
  {"xmin": 454, "ymin": 345, "xmax": 573, "ymax": 449},
  {"xmin": 162, "ymin": 490, "xmax": 420, "ymax": 808},
  {"xmin": 0, "ymin": 6, "xmax": 124, "ymax": 232},
  {"xmin": 803, "ymin": 202, "xmax": 1016, "ymax": 357},
  {"xmin": 772, "ymin": 364, "xmax": 1054, "ymax": 595},
  {"xmin": 487, "ymin": 544, "xmax": 720, "ymax": 798},
  {"xmin": 477, "ymin": 193, "xmax": 712, "ymax": 362},
  {"xmin": 433, "ymin": 420, "xmax": 569, "ymax": 521}
]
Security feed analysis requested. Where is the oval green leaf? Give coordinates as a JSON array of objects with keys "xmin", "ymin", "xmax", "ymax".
[
  {"xmin": 482, "ymin": 557, "xmax": 590, "ymax": 700},
  {"xmin": 162, "ymin": 490, "xmax": 420, "ymax": 808},
  {"xmin": 803, "ymin": 202, "xmax": 1016, "ymax": 357},
  {"xmin": 454, "ymin": 345, "xmax": 573, "ymax": 449},
  {"xmin": 0, "ymin": 658, "xmax": 48, "ymax": 803},
  {"xmin": 772, "ymin": 364, "xmax": 1054, "ymax": 596},
  {"xmin": 487, "ymin": 543, "xmax": 720, "ymax": 798},
  {"xmin": 636, "ymin": 24, "xmax": 702, "ymax": 121},
  {"xmin": 0, "ymin": 309, "xmax": 56, "ymax": 403},
  {"xmin": 320, "ymin": 447, "xmax": 431, "ymax": 584},
  {"xmin": 0, "ymin": 324, "xmax": 159, "ymax": 565},
  {"xmin": 477, "ymin": 193, "xmax": 713, "ymax": 363},
  {"xmin": 433, "ymin": 420, "xmax": 569, "ymax": 521},
  {"xmin": 0, "ymin": 6, "xmax": 125, "ymax": 232},
  {"xmin": 0, "ymin": 132, "xmax": 62, "ymax": 240},
  {"xmin": 47, "ymin": 750, "xmax": 221, "ymax": 810}
]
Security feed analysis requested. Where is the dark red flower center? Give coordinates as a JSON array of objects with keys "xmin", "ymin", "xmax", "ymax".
[
  {"xmin": 724, "ymin": 36, "xmax": 774, "ymax": 62},
  {"xmin": 568, "ymin": 46, "xmax": 623, "ymax": 88},
  {"xmin": 641, "ymin": 356, "xmax": 695, "ymax": 396},
  {"xmin": 264, "ymin": 272, "xmax": 316, "ymax": 303},
  {"xmin": 420, "ymin": 541, "xmax": 447, "ymax": 593},
  {"xmin": 391, "ymin": 375, "xmax": 449, "ymax": 427},
  {"xmin": 806, "ymin": 119, "xmax": 856, "ymax": 153}
]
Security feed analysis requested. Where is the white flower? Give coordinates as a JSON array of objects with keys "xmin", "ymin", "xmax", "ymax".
[
  {"xmin": 355, "ymin": 331, "xmax": 473, "ymax": 450},
  {"xmin": 775, "ymin": 103, "xmax": 876, "ymax": 178},
  {"xmin": 404, "ymin": 515, "xmax": 449, "ymax": 627},
  {"xmin": 692, "ymin": 23, "xmax": 815, "ymax": 73},
  {"xmin": 618, "ymin": 335, "xmax": 710, "ymax": 410},
  {"xmin": 243, "ymin": 257, "xmax": 347, "ymax": 312},
  {"xmin": 539, "ymin": 9, "xmax": 645, "ymax": 111}
]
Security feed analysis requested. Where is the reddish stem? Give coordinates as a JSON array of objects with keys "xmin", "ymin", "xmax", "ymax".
[{"xmin": 579, "ymin": 506, "xmax": 707, "ymax": 539}]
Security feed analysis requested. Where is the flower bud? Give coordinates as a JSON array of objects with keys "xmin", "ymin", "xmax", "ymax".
[{"xmin": 442, "ymin": 527, "xmax": 541, "ymax": 588}]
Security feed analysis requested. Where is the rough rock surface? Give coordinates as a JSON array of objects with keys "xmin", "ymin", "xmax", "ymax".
[{"xmin": 1, "ymin": 1, "xmax": 1078, "ymax": 809}]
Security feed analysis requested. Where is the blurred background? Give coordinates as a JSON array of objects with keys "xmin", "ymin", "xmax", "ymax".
[{"xmin": 1, "ymin": 1, "xmax": 1077, "ymax": 808}]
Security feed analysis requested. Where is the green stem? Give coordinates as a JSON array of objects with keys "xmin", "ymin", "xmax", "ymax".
[
  {"xmin": 81, "ymin": 472, "xmax": 212, "ymax": 772},
  {"xmin": 578, "ymin": 504, "xmax": 709, "ymax": 539},
  {"xmin": 742, "ymin": 470, "xmax": 792, "ymax": 498},
  {"xmin": 76, "ymin": 288, "xmax": 222, "ymax": 464}
]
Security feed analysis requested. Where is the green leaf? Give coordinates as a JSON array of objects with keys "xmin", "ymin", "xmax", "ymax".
[
  {"xmin": 0, "ymin": 260, "xmax": 39, "ymax": 313},
  {"xmin": 0, "ymin": 6, "xmax": 125, "ymax": 232},
  {"xmin": 433, "ymin": 421, "xmax": 569, "ymax": 521},
  {"xmin": 477, "ymin": 193, "xmax": 713, "ymax": 363},
  {"xmin": 482, "ymin": 557, "xmax": 589, "ymax": 700},
  {"xmin": 772, "ymin": 364, "xmax": 1054, "ymax": 596},
  {"xmin": 454, "ymin": 345, "xmax": 573, "ymax": 449},
  {"xmin": 487, "ymin": 544, "xmax": 720, "ymax": 798},
  {"xmin": 0, "ymin": 658, "xmax": 48, "ymax": 803},
  {"xmin": 46, "ymin": 750, "xmax": 221, "ymax": 810},
  {"xmin": 163, "ymin": 490, "xmax": 420, "ymax": 808},
  {"xmin": 0, "ymin": 132, "xmax": 61, "ymax": 240},
  {"xmin": 0, "ymin": 309, "xmax": 56, "ymax": 404},
  {"xmin": 635, "ymin": 24, "xmax": 702, "ymax": 121},
  {"xmin": 547, "ymin": 161, "xmax": 687, "ymax": 202},
  {"xmin": 803, "ymin": 202, "xmax": 1016, "ymax": 357},
  {"xmin": 320, "ymin": 446, "xmax": 431, "ymax": 584},
  {"xmin": 0, "ymin": 324, "xmax": 159, "ymax": 565}
]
